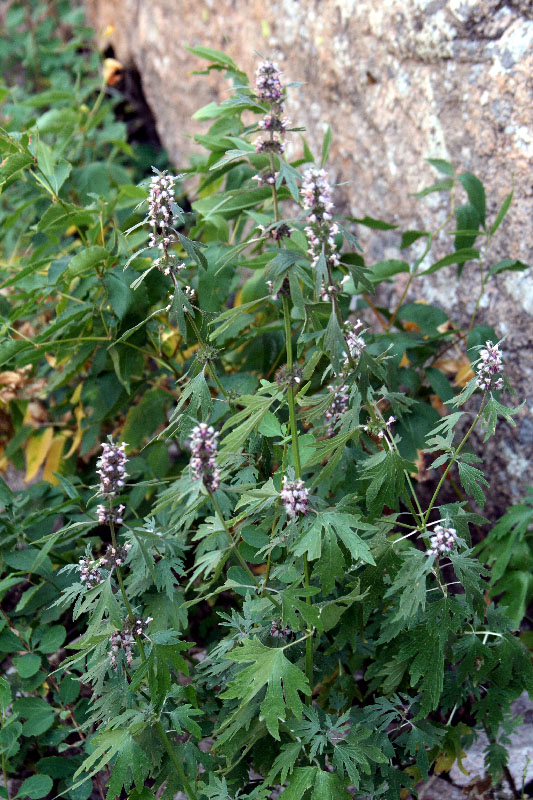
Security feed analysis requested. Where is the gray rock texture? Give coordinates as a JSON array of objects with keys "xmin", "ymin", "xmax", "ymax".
[
  {"xmin": 449, "ymin": 691, "xmax": 533, "ymax": 792},
  {"xmin": 83, "ymin": 0, "xmax": 533, "ymax": 507}
]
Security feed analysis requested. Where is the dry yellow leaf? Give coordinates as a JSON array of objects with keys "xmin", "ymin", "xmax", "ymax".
[
  {"xmin": 70, "ymin": 383, "xmax": 83, "ymax": 405},
  {"xmin": 434, "ymin": 751, "xmax": 456, "ymax": 774},
  {"xmin": 25, "ymin": 427, "xmax": 54, "ymax": 482},
  {"xmin": 399, "ymin": 352, "xmax": 410, "ymax": 368},
  {"xmin": 453, "ymin": 361, "xmax": 475, "ymax": 387},
  {"xmin": 103, "ymin": 58, "xmax": 123, "ymax": 87},
  {"xmin": 43, "ymin": 433, "xmax": 68, "ymax": 484},
  {"xmin": 433, "ymin": 357, "xmax": 460, "ymax": 375},
  {"xmin": 23, "ymin": 401, "xmax": 48, "ymax": 426},
  {"xmin": 64, "ymin": 405, "xmax": 85, "ymax": 459},
  {"xmin": 45, "ymin": 354, "xmax": 57, "ymax": 368},
  {"xmin": 102, "ymin": 23, "xmax": 115, "ymax": 37}
]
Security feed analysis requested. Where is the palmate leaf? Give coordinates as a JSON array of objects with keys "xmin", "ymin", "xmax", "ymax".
[
  {"xmin": 105, "ymin": 736, "xmax": 151, "ymax": 800},
  {"xmin": 361, "ymin": 450, "xmax": 415, "ymax": 515},
  {"xmin": 331, "ymin": 728, "xmax": 388, "ymax": 788},
  {"xmin": 294, "ymin": 511, "xmax": 376, "ymax": 589},
  {"xmin": 220, "ymin": 637, "xmax": 310, "ymax": 739},
  {"xmin": 457, "ymin": 461, "xmax": 489, "ymax": 507}
]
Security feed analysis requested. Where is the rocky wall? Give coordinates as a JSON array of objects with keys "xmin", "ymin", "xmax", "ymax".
[{"xmin": 84, "ymin": 0, "xmax": 533, "ymax": 504}]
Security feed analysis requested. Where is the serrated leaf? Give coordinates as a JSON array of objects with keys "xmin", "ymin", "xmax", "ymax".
[{"xmin": 220, "ymin": 637, "xmax": 310, "ymax": 740}]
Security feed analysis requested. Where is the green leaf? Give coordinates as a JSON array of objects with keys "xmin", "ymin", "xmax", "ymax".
[
  {"xmin": 36, "ymin": 756, "xmax": 78, "ymax": 778},
  {"xmin": 73, "ymin": 730, "xmax": 130, "ymax": 782},
  {"xmin": 105, "ymin": 737, "xmax": 151, "ymax": 800},
  {"xmin": 268, "ymin": 742, "xmax": 303, "ymax": 783},
  {"xmin": 426, "ymin": 158, "xmax": 455, "ymax": 176},
  {"xmin": 312, "ymin": 770, "xmax": 350, "ymax": 799},
  {"xmin": 370, "ymin": 260, "xmax": 410, "ymax": 282},
  {"xmin": 13, "ymin": 653, "xmax": 41, "ymax": 678},
  {"xmin": 400, "ymin": 230, "xmax": 428, "ymax": 249},
  {"xmin": 0, "ymin": 677, "xmax": 11, "ymax": 712},
  {"xmin": 321, "ymin": 125, "xmax": 332, "ymax": 166},
  {"xmin": 422, "ymin": 247, "xmax": 479, "ymax": 275},
  {"xmin": 13, "ymin": 697, "xmax": 55, "ymax": 737},
  {"xmin": 169, "ymin": 705, "xmax": 203, "ymax": 738},
  {"xmin": 397, "ymin": 302, "xmax": 448, "ymax": 335},
  {"xmin": 413, "ymin": 178, "xmax": 454, "ymax": 198},
  {"xmin": 458, "ymin": 461, "xmax": 489, "ymax": 507},
  {"xmin": 37, "ymin": 625, "xmax": 66, "ymax": 654},
  {"xmin": 66, "ymin": 246, "xmax": 108, "ymax": 279},
  {"xmin": 488, "ymin": 258, "xmax": 529, "ymax": 277},
  {"xmin": 353, "ymin": 216, "xmax": 397, "ymax": 230},
  {"xmin": 221, "ymin": 637, "xmax": 310, "ymax": 739},
  {"xmin": 490, "ymin": 190, "xmax": 513, "ymax": 235},
  {"xmin": 16, "ymin": 775, "xmax": 53, "ymax": 800},
  {"xmin": 454, "ymin": 204, "xmax": 480, "ymax": 251},
  {"xmin": 0, "ymin": 152, "xmax": 33, "ymax": 187},
  {"xmin": 459, "ymin": 172, "xmax": 486, "ymax": 226},
  {"xmin": 282, "ymin": 767, "xmax": 318, "ymax": 800}
]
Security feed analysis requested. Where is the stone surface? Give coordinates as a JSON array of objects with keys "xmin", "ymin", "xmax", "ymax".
[
  {"xmin": 449, "ymin": 691, "xmax": 533, "ymax": 791},
  {"xmin": 83, "ymin": 0, "xmax": 533, "ymax": 505}
]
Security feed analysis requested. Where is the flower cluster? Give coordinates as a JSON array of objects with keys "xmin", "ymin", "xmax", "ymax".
[
  {"xmin": 270, "ymin": 620, "xmax": 293, "ymax": 639},
  {"xmin": 362, "ymin": 414, "xmax": 396, "ymax": 441},
  {"xmin": 325, "ymin": 383, "xmax": 349, "ymax": 437},
  {"xmin": 302, "ymin": 167, "xmax": 340, "ymax": 273},
  {"xmin": 266, "ymin": 276, "xmax": 291, "ymax": 300},
  {"xmin": 148, "ymin": 171, "xmax": 175, "ymax": 250},
  {"xmin": 109, "ymin": 617, "xmax": 152, "ymax": 670},
  {"xmin": 427, "ymin": 524, "xmax": 458, "ymax": 557},
  {"xmin": 275, "ymin": 364, "xmax": 303, "ymax": 390},
  {"xmin": 476, "ymin": 341, "xmax": 504, "ymax": 391},
  {"xmin": 190, "ymin": 423, "xmax": 220, "ymax": 492},
  {"xmin": 100, "ymin": 543, "xmax": 131, "ymax": 570},
  {"xmin": 280, "ymin": 476, "xmax": 309, "ymax": 518},
  {"xmin": 253, "ymin": 61, "xmax": 291, "ymax": 208},
  {"xmin": 97, "ymin": 503, "xmax": 125, "ymax": 527},
  {"xmin": 97, "ymin": 442, "xmax": 128, "ymax": 497},
  {"xmin": 78, "ymin": 555, "xmax": 103, "ymax": 589},
  {"xmin": 343, "ymin": 320, "xmax": 366, "ymax": 368}
]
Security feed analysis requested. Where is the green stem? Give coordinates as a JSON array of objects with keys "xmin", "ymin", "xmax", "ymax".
[
  {"xmin": 281, "ymin": 294, "xmax": 312, "ymax": 698},
  {"xmin": 424, "ymin": 393, "xmax": 488, "ymax": 525},
  {"xmin": 386, "ymin": 184, "xmax": 456, "ymax": 332},
  {"xmin": 109, "ymin": 518, "xmax": 197, "ymax": 799},
  {"xmin": 155, "ymin": 720, "xmax": 198, "ymax": 800},
  {"xmin": 2, "ymin": 747, "xmax": 9, "ymax": 800},
  {"xmin": 281, "ymin": 294, "xmax": 302, "ymax": 477},
  {"xmin": 208, "ymin": 490, "xmax": 285, "ymax": 614},
  {"xmin": 187, "ymin": 312, "xmax": 229, "ymax": 400}
]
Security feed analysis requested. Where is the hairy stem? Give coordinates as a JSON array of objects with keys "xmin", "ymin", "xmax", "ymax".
[
  {"xmin": 424, "ymin": 393, "xmax": 488, "ymax": 525},
  {"xmin": 110, "ymin": 516, "xmax": 198, "ymax": 799}
]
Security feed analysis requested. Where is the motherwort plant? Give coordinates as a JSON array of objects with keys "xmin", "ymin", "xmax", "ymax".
[{"xmin": 2, "ymin": 39, "xmax": 530, "ymax": 800}]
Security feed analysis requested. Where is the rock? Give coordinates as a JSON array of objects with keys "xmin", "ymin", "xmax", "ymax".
[
  {"xmin": 83, "ymin": 0, "xmax": 533, "ymax": 505},
  {"xmin": 449, "ymin": 691, "xmax": 533, "ymax": 791}
]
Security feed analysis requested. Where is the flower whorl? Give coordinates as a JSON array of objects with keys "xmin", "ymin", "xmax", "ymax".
[
  {"xmin": 190, "ymin": 423, "xmax": 220, "ymax": 492},
  {"xmin": 427, "ymin": 524, "xmax": 458, "ymax": 558},
  {"xmin": 280, "ymin": 476, "xmax": 309, "ymax": 518},
  {"xmin": 255, "ymin": 61, "xmax": 283, "ymax": 104},
  {"xmin": 302, "ymin": 168, "xmax": 340, "ymax": 271},
  {"xmin": 476, "ymin": 341, "xmax": 504, "ymax": 392},
  {"xmin": 325, "ymin": 383, "xmax": 349, "ymax": 437},
  {"xmin": 148, "ymin": 171, "xmax": 175, "ymax": 250},
  {"xmin": 97, "ymin": 442, "xmax": 128, "ymax": 497}
]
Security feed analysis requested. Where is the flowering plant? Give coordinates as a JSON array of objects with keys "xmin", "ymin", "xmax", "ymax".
[{"xmin": 0, "ymin": 21, "xmax": 531, "ymax": 800}]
